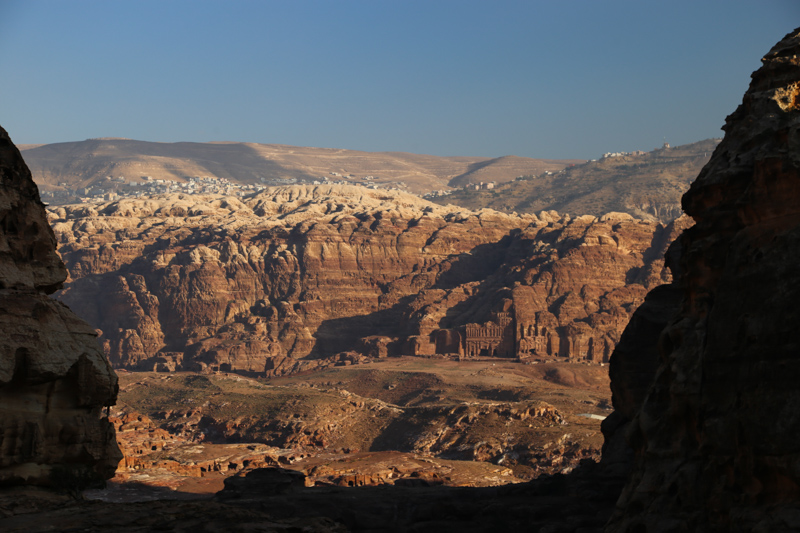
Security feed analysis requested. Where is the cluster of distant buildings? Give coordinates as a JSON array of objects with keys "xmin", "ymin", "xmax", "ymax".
[
  {"xmin": 601, "ymin": 142, "xmax": 670, "ymax": 160},
  {"xmin": 40, "ymin": 175, "xmax": 265, "ymax": 204},
  {"xmin": 39, "ymin": 171, "xmax": 410, "ymax": 205},
  {"xmin": 463, "ymin": 181, "xmax": 496, "ymax": 191},
  {"xmin": 422, "ymin": 181, "xmax": 495, "ymax": 199},
  {"xmin": 309, "ymin": 172, "xmax": 408, "ymax": 192},
  {"xmin": 422, "ymin": 189, "xmax": 452, "ymax": 199},
  {"xmin": 601, "ymin": 150, "xmax": 647, "ymax": 159}
]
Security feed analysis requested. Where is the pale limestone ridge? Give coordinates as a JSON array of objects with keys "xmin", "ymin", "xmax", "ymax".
[
  {"xmin": 50, "ymin": 184, "xmax": 653, "ymax": 234},
  {"xmin": 48, "ymin": 184, "xmax": 552, "ymax": 247}
]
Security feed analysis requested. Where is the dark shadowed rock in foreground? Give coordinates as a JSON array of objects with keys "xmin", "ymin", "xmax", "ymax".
[
  {"xmin": 0, "ymin": 125, "xmax": 120, "ymax": 485},
  {"xmin": 605, "ymin": 27, "xmax": 800, "ymax": 532}
]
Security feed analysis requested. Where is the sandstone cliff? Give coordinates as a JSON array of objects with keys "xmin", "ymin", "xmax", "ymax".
[
  {"xmin": 0, "ymin": 126, "xmax": 120, "ymax": 485},
  {"xmin": 48, "ymin": 185, "xmax": 687, "ymax": 375},
  {"xmin": 605, "ymin": 27, "xmax": 800, "ymax": 531}
]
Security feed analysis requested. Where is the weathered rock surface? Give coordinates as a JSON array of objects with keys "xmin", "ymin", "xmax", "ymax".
[
  {"xmin": 605, "ymin": 28, "xmax": 800, "ymax": 531},
  {"xmin": 112, "ymin": 365, "xmax": 610, "ymax": 481},
  {"xmin": 0, "ymin": 126, "xmax": 120, "ymax": 485},
  {"xmin": 110, "ymin": 406, "xmax": 529, "ymax": 491},
  {"xmin": 49, "ymin": 185, "xmax": 688, "ymax": 375}
]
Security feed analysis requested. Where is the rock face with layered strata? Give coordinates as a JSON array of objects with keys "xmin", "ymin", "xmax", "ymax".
[
  {"xmin": 605, "ymin": 28, "xmax": 800, "ymax": 531},
  {"xmin": 49, "ymin": 185, "xmax": 684, "ymax": 374},
  {"xmin": 0, "ymin": 125, "xmax": 120, "ymax": 485}
]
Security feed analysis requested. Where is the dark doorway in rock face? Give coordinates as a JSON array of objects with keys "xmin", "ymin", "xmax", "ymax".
[
  {"xmin": 12, "ymin": 347, "xmax": 30, "ymax": 383},
  {"xmin": 479, "ymin": 348, "xmax": 489, "ymax": 357}
]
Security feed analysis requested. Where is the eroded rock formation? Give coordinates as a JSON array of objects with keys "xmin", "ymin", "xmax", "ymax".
[
  {"xmin": 0, "ymin": 126, "xmax": 120, "ymax": 485},
  {"xmin": 398, "ymin": 211, "xmax": 691, "ymax": 366},
  {"xmin": 605, "ymin": 27, "xmax": 800, "ymax": 531},
  {"xmin": 47, "ymin": 186, "xmax": 688, "ymax": 374}
]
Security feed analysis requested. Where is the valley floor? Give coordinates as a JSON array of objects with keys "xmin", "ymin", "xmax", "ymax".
[
  {"xmin": 0, "ymin": 359, "xmax": 619, "ymax": 531},
  {"xmin": 107, "ymin": 358, "xmax": 609, "ymax": 495}
]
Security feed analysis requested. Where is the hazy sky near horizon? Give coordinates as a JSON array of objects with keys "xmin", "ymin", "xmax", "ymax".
[{"xmin": 0, "ymin": 1, "xmax": 797, "ymax": 160}]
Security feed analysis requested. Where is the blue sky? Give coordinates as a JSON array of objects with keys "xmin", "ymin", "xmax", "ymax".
[{"xmin": 0, "ymin": 1, "xmax": 796, "ymax": 159}]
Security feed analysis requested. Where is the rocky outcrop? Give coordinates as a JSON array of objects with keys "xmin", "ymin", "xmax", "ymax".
[
  {"xmin": 398, "ymin": 212, "xmax": 691, "ymax": 364},
  {"xmin": 48, "ymin": 186, "xmax": 686, "ymax": 374},
  {"xmin": 111, "ymin": 369, "xmax": 600, "ymax": 478},
  {"xmin": 605, "ymin": 28, "xmax": 800, "ymax": 531},
  {"xmin": 0, "ymin": 126, "xmax": 120, "ymax": 485}
]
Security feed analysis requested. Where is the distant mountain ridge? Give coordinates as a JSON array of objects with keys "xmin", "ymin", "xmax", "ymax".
[
  {"xmin": 20, "ymin": 137, "xmax": 717, "ymax": 221},
  {"xmin": 19, "ymin": 138, "xmax": 582, "ymax": 195},
  {"xmin": 432, "ymin": 139, "xmax": 720, "ymax": 222}
]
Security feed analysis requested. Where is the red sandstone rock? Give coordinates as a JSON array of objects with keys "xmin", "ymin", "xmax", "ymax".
[{"xmin": 49, "ymin": 187, "xmax": 684, "ymax": 375}]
